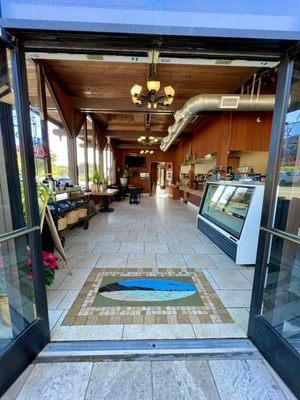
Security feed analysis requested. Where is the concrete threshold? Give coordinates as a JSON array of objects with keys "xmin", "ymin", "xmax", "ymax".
[{"xmin": 36, "ymin": 338, "xmax": 261, "ymax": 363}]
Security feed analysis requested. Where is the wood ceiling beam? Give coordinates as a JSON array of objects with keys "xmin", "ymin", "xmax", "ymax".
[
  {"xmin": 42, "ymin": 61, "xmax": 85, "ymax": 138},
  {"xmin": 106, "ymin": 124, "xmax": 168, "ymax": 132},
  {"xmin": 106, "ymin": 131, "xmax": 168, "ymax": 138},
  {"xmin": 53, "ymin": 128, "xmax": 172, "ymax": 139},
  {"xmin": 68, "ymin": 97, "xmax": 182, "ymax": 114},
  {"xmin": 116, "ymin": 143, "xmax": 161, "ymax": 150}
]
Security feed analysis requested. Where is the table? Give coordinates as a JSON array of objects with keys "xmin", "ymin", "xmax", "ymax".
[{"xmin": 88, "ymin": 189, "xmax": 119, "ymax": 212}]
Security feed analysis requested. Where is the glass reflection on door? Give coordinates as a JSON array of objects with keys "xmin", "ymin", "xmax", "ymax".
[
  {"xmin": 261, "ymin": 58, "xmax": 300, "ymax": 352},
  {"xmin": 0, "ymin": 48, "xmax": 38, "ymax": 355}
]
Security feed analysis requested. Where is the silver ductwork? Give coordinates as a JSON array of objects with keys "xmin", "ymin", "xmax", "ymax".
[{"xmin": 160, "ymin": 94, "xmax": 275, "ymax": 151}]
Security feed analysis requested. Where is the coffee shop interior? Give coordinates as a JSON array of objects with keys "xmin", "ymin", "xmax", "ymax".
[{"xmin": 2, "ymin": 47, "xmax": 287, "ymax": 343}]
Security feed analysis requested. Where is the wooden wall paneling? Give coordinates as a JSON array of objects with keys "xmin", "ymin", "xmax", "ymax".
[
  {"xmin": 173, "ymin": 111, "xmax": 273, "ymax": 178},
  {"xmin": 229, "ymin": 112, "xmax": 273, "ymax": 151}
]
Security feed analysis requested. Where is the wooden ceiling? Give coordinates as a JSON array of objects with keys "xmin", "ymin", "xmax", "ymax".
[{"xmin": 26, "ymin": 58, "xmax": 260, "ymax": 147}]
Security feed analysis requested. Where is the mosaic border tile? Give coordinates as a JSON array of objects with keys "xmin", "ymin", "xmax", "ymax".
[{"xmin": 62, "ymin": 268, "xmax": 234, "ymax": 326}]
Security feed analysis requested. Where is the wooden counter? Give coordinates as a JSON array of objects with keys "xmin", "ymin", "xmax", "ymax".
[{"xmin": 179, "ymin": 186, "xmax": 204, "ymax": 207}]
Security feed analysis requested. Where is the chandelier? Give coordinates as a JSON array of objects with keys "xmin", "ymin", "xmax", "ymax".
[
  {"xmin": 131, "ymin": 81, "xmax": 175, "ymax": 109},
  {"xmin": 137, "ymin": 134, "xmax": 158, "ymax": 145},
  {"xmin": 140, "ymin": 150, "xmax": 154, "ymax": 155}
]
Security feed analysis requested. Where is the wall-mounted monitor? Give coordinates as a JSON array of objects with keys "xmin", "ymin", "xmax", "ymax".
[{"xmin": 125, "ymin": 156, "xmax": 146, "ymax": 168}]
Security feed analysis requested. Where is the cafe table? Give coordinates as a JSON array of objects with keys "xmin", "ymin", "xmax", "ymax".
[{"xmin": 88, "ymin": 188, "xmax": 119, "ymax": 212}]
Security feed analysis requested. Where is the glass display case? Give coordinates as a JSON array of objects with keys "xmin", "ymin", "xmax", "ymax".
[
  {"xmin": 200, "ymin": 183, "xmax": 254, "ymax": 238},
  {"xmin": 198, "ymin": 181, "xmax": 265, "ymax": 264}
]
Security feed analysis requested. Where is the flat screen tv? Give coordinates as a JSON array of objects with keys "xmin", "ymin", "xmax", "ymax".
[{"xmin": 125, "ymin": 156, "xmax": 146, "ymax": 168}]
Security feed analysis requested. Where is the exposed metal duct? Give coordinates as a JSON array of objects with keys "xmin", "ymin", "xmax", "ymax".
[{"xmin": 160, "ymin": 94, "xmax": 275, "ymax": 151}]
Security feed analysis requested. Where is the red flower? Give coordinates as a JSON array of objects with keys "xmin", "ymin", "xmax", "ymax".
[{"xmin": 42, "ymin": 251, "xmax": 57, "ymax": 270}]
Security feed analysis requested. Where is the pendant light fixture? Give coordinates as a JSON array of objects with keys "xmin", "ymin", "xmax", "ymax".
[{"xmin": 130, "ymin": 50, "xmax": 175, "ymax": 109}]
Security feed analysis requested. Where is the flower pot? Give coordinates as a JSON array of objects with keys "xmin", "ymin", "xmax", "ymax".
[
  {"xmin": 102, "ymin": 184, "xmax": 108, "ymax": 191},
  {"xmin": 120, "ymin": 177, "xmax": 128, "ymax": 186},
  {"xmin": 92, "ymin": 183, "xmax": 100, "ymax": 192}
]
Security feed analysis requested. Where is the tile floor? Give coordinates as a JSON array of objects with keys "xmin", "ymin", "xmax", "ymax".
[
  {"xmin": 2, "ymin": 358, "xmax": 296, "ymax": 400},
  {"xmin": 48, "ymin": 191, "xmax": 255, "ymax": 341}
]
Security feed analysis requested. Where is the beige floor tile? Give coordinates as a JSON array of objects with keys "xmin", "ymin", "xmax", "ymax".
[
  {"xmin": 167, "ymin": 243, "xmax": 195, "ymax": 254},
  {"xmin": 209, "ymin": 253, "xmax": 238, "ymax": 268},
  {"xmin": 122, "ymin": 324, "xmax": 196, "ymax": 340},
  {"xmin": 137, "ymin": 234, "xmax": 158, "ymax": 243},
  {"xmin": 215, "ymin": 289, "xmax": 252, "ymax": 307},
  {"xmin": 51, "ymin": 324, "xmax": 123, "ymax": 341},
  {"xmin": 193, "ymin": 323, "xmax": 246, "ymax": 339},
  {"xmin": 47, "ymin": 290, "xmax": 68, "ymax": 309},
  {"xmin": 183, "ymin": 254, "xmax": 217, "ymax": 268},
  {"xmin": 209, "ymin": 269, "xmax": 252, "ymax": 290},
  {"xmin": 156, "ymin": 254, "xmax": 187, "ymax": 268},
  {"xmin": 144, "ymin": 243, "xmax": 169, "ymax": 254},
  {"xmin": 69, "ymin": 253, "xmax": 100, "ymax": 268},
  {"xmin": 56, "ymin": 268, "xmax": 92, "ymax": 290},
  {"xmin": 192, "ymin": 242, "xmax": 224, "ymax": 255},
  {"xmin": 96, "ymin": 253, "xmax": 128, "ymax": 268},
  {"xmin": 57, "ymin": 290, "xmax": 81, "ymax": 309},
  {"xmin": 92, "ymin": 243, "xmax": 121, "ymax": 253},
  {"xmin": 228, "ymin": 308, "xmax": 250, "ymax": 333},
  {"xmin": 126, "ymin": 254, "xmax": 156, "ymax": 268},
  {"xmin": 119, "ymin": 242, "xmax": 144, "ymax": 253},
  {"xmin": 240, "ymin": 268, "xmax": 255, "ymax": 283}
]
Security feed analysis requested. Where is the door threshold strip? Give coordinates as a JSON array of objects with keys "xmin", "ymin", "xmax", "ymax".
[{"xmin": 36, "ymin": 338, "xmax": 261, "ymax": 363}]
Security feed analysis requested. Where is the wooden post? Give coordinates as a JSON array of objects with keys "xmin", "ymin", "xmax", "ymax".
[
  {"xmin": 36, "ymin": 64, "xmax": 52, "ymax": 175},
  {"xmin": 67, "ymin": 136, "xmax": 78, "ymax": 185},
  {"xmin": 92, "ymin": 120, "xmax": 96, "ymax": 171},
  {"xmin": 83, "ymin": 117, "xmax": 89, "ymax": 190}
]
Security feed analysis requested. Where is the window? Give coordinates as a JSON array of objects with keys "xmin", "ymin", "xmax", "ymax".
[
  {"xmin": 103, "ymin": 144, "xmax": 112, "ymax": 183},
  {"xmin": 48, "ymin": 122, "xmax": 69, "ymax": 179}
]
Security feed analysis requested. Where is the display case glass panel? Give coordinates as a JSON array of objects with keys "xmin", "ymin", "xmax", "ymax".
[{"xmin": 200, "ymin": 183, "xmax": 254, "ymax": 238}]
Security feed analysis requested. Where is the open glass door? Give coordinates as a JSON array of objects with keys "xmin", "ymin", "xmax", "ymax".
[
  {"xmin": 249, "ymin": 50, "xmax": 300, "ymax": 398},
  {"xmin": 0, "ymin": 36, "xmax": 49, "ymax": 396}
]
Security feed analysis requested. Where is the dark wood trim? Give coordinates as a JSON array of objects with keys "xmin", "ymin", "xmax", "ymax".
[
  {"xmin": 36, "ymin": 63, "xmax": 52, "ymax": 174},
  {"xmin": 83, "ymin": 116, "xmax": 89, "ymax": 189}
]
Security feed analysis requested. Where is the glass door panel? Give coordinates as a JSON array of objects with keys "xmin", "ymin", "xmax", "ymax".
[
  {"xmin": 261, "ymin": 237, "xmax": 300, "ymax": 351},
  {"xmin": 261, "ymin": 57, "xmax": 300, "ymax": 353},
  {"xmin": 249, "ymin": 53, "xmax": 300, "ymax": 398},
  {"xmin": 0, "ymin": 39, "xmax": 49, "ymax": 396},
  {"xmin": 0, "ymin": 235, "xmax": 37, "ymax": 353}
]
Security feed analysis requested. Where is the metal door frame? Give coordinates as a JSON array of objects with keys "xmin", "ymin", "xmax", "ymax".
[
  {"xmin": 0, "ymin": 29, "xmax": 49, "ymax": 396},
  {"xmin": 248, "ymin": 44, "xmax": 300, "ymax": 398}
]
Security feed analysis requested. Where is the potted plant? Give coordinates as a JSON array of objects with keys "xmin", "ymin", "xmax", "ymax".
[
  {"xmin": 91, "ymin": 169, "xmax": 102, "ymax": 192},
  {"xmin": 20, "ymin": 180, "xmax": 58, "ymax": 289},
  {"xmin": 120, "ymin": 165, "xmax": 131, "ymax": 186},
  {"xmin": 102, "ymin": 178, "xmax": 109, "ymax": 191}
]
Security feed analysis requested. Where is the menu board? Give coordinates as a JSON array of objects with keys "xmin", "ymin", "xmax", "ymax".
[{"xmin": 200, "ymin": 183, "xmax": 254, "ymax": 238}]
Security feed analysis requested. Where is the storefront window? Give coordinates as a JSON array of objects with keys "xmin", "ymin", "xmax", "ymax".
[
  {"xmin": 76, "ymin": 136, "xmax": 85, "ymax": 186},
  {"xmin": 103, "ymin": 144, "xmax": 113, "ymax": 183},
  {"xmin": 48, "ymin": 122, "xmax": 69, "ymax": 179},
  {"xmin": 88, "ymin": 146, "xmax": 94, "ymax": 185}
]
